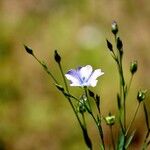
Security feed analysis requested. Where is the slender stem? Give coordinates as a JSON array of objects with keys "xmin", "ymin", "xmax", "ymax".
[
  {"xmin": 125, "ymin": 102, "xmax": 141, "ymax": 136},
  {"xmin": 33, "ymin": 54, "xmax": 58, "ymax": 84},
  {"xmin": 142, "ymin": 129, "xmax": 150, "ymax": 149},
  {"xmin": 116, "ymin": 56, "xmax": 126, "ymax": 133},
  {"xmin": 83, "ymin": 98, "xmax": 105, "ymax": 149},
  {"xmin": 114, "ymin": 33, "xmax": 127, "ymax": 131},
  {"xmin": 58, "ymin": 63, "xmax": 69, "ymax": 92},
  {"xmin": 110, "ymin": 126, "xmax": 115, "ymax": 150},
  {"xmin": 84, "ymin": 87, "xmax": 92, "ymax": 112},
  {"xmin": 127, "ymin": 75, "xmax": 133, "ymax": 95},
  {"xmin": 120, "ymin": 59, "xmax": 126, "ymax": 131},
  {"xmin": 90, "ymin": 113, "xmax": 105, "ymax": 150},
  {"xmin": 82, "ymin": 113, "xmax": 87, "ymax": 128},
  {"xmin": 57, "ymin": 62, "xmax": 83, "ymax": 128},
  {"xmin": 82, "ymin": 87, "xmax": 105, "ymax": 149}
]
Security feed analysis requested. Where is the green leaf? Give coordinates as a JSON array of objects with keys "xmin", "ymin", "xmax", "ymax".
[
  {"xmin": 106, "ymin": 39, "xmax": 113, "ymax": 52},
  {"xmin": 55, "ymin": 84, "xmax": 64, "ymax": 92},
  {"xmin": 125, "ymin": 130, "xmax": 136, "ymax": 149},
  {"xmin": 100, "ymin": 144, "xmax": 104, "ymax": 150},
  {"xmin": 117, "ymin": 132, "xmax": 125, "ymax": 150},
  {"xmin": 117, "ymin": 93, "xmax": 121, "ymax": 110},
  {"xmin": 82, "ymin": 127, "xmax": 92, "ymax": 149}
]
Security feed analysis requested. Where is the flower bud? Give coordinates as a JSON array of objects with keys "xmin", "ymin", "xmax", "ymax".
[
  {"xmin": 130, "ymin": 60, "xmax": 138, "ymax": 74},
  {"xmin": 78, "ymin": 100, "xmax": 86, "ymax": 114},
  {"xmin": 54, "ymin": 50, "xmax": 61, "ymax": 63},
  {"xmin": 137, "ymin": 90, "xmax": 147, "ymax": 103},
  {"xmin": 24, "ymin": 45, "xmax": 33, "ymax": 55},
  {"xmin": 105, "ymin": 114, "xmax": 115, "ymax": 126},
  {"xmin": 111, "ymin": 21, "xmax": 118, "ymax": 35}
]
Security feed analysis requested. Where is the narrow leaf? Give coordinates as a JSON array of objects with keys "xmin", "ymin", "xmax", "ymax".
[
  {"xmin": 117, "ymin": 132, "xmax": 125, "ymax": 150},
  {"xmin": 96, "ymin": 94, "xmax": 100, "ymax": 113},
  {"xmin": 117, "ymin": 93, "xmax": 121, "ymax": 110},
  {"xmin": 82, "ymin": 128, "xmax": 92, "ymax": 149},
  {"xmin": 125, "ymin": 130, "xmax": 136, "ymax": 149},
  {"xmin": 24, "ymin": 45, "xmax": 33, "ymax": 55},
  {"xmin": 100, "ymin": 144, "xmax": 104, "ymax": 150},
  {"xmin": 88, "ymin": 89, "xmax": 95, "ymax": 98},
  {"xmin": 106, "ymin": 39, "xmax": 113, "ymax": 52},
  {"xmin": 55, "ymin": 84, "xmax": 64, "ymax": 92}
]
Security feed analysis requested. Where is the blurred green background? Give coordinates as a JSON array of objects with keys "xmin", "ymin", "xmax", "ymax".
[{"xmin": 0, "ymin": 0, "xmax": 149, "ymax": 149}]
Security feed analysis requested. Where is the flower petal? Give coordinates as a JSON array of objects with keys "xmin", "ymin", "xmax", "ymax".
[
  {"xmin": 79, "ymin": 65, "xmax": 93, "ymax": 81},
  {"xmin": 90, "ymin": 80, "xmax": 98, "ymax": 87},
  {"xmin": 65, "ymin": 69, "xmax": 81, "ymax": 86},
  {"xmin": 87, "ymin": 69, "xmax": 104, "ymax": 87}
]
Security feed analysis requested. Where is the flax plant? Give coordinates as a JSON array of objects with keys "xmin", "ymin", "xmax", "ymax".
[{"xmin": 24, "ymin": 21, "xmax": 148, "ymax": 150}]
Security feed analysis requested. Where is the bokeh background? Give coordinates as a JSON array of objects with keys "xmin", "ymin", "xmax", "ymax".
[{"xmin": 0, "ymin": 0, "xmax": 149, "ymax": 149}]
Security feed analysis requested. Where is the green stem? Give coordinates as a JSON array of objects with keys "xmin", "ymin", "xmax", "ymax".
[
  {"xmin": 33, "ymin": 54, "xmax": 58, "ymax": 84},
  {"xmin": 114, "ymin": 34, "xmax": 126, "ymax": 131},
  {"xmin": 82, "ymin": 113, "xmax": 87, "ymax": 129},
  {"xmin": 116, "ymin": 59, "xmax": 126, "ymax": 132},
  {"xmin": 142, "ymin": 130, "xmax": 150, "ymax": 150},
  {"xmin": 127, "ymin": 75, "xmax": 133, "ymax": 95},
  {"xmin": 57, "ymin": 62, "xmax": 83, "ymax": 129},
  {"xmin": 120, "ymin": 59, "xmax": 126, "ymax": 131},
  {"xmin": 125, "ymin": 102, "xmax": 141, "ymax": 136},
  {"xmin": 58, "ymin": 63, "xmax": 69, "ymax": 92},
  {"xmin": 90, "ymin": 113, "xmax": 105, "ymax": 150},
  {"xmin": 83, "ymin": 100, "xmax": 105, "ymax": 149},
  {"xmin": 84, "ymin": 87, "xmax": 92, "ymax": 112},
  {"xmin": 82, "ymin": 87, "xmax": 105, "ymax": 149}
]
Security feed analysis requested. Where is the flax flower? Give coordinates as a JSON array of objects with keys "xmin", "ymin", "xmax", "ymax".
[{"xmin": 65, "ymin": 65, "xmax": 104, "ymax": 87}]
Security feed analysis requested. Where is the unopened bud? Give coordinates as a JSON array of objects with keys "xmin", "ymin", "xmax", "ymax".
[
  {"xmin": 111, "ymin": 21, "xmax": 118, "ymax": 35},
  {"xmin": 130, "ymin": 60, "xmax": 138, "ymax": 74},
  {"xmin": 54, "ymin": 50, "xmax": 61, "ymax": 63},
  {"xmin": 105, "ymin": 114, "xmax": 115, "ymax": 126},
  {"xmin": 78, "ymin": 100, "xmax": 86, "ymax": 114},
  {"xmin": 137, "ymin": 90, "xmax": 147, "ymax": 103}
]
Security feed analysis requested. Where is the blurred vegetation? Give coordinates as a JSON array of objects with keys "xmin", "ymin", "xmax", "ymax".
[{"xmin": 0, "ymin": 0, "xmax": 149, "ymax": 149}]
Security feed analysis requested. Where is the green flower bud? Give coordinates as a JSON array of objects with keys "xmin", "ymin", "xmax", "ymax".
[
  {"xmin": 137, "ymin": 90, "xmax": 147, "ymax": 103},
  {"xmin": 78, "ymin": 100, "xmax": 86, "ymax": 114},
  {"xmin": 54, "ymin": 50, "xmax": 61, "ymax": 63},
  {"xmin": 105, "ymin": 114, "xmax": 115, "ymax": 126},
  {"xmin": 130, "ymin": 60, "xmax": 138, "ymax": 74},
  {"xmin": 111, "ymin": 21, "xmax": 118, "ymax": 35}
]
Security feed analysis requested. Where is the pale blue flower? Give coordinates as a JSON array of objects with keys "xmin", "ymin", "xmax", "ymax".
[{"xmin": 65, "ymin": 65, "xmax": 104, "ymax": 87}]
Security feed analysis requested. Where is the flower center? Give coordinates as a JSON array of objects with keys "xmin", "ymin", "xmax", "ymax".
[{"xmin": 82, "ymin": 77, "xmax": 86, "ymax": 82}]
